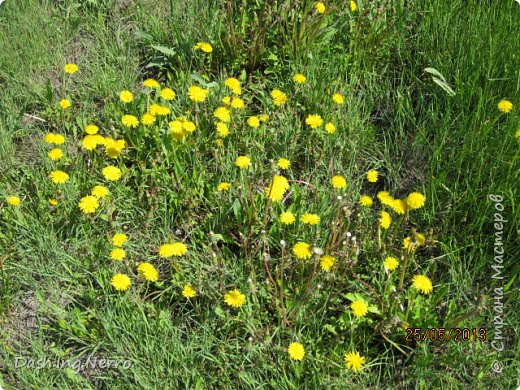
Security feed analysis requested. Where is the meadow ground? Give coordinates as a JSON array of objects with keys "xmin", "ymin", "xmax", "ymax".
[{"xmin": 0, "ymin": 0, "xmax": 518, "ymax": 389}]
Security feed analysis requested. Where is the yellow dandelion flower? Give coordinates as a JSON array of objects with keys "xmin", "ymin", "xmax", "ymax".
[
  {"xmin": 271, "ymin": 89, "xmax": 288, "ymax": 106},
  {"xmin": 147, "ymin": 104, "xmax": 160, "ymax": 116},
  {"xmin": 305, "ymin": 114, "xmax": 323, "ymax": 129},
  {"xmin": 498, "ymin": 99, "xmax": 513, "ymax": 113},
  {"xmin": 325, "ymin": 122, "xmax": 336, "ymax": 134},
  {"xmin": 91, "ymin": 185, "xmax": 109, "ymax": 199},
  {"xmin": 259, "ymin": 114, "xmax": 269, "ymax": 122},
  {"xmin": 224, "ymin": 77, "xmax": 241, "ymax": 95},
  {"xmin": 222, "ymin": 96, "xmax": 232, "ymax": 106},
  {"xmin": 351, "ymin": 300, "xmax": 369, "ymax": 317},
  {"xmin": 292, "ymin": 242, "xmax": 312, "ymax": 259},
  {"xmin": 98, "ymin": 136, "xmax": 110, "ymax": 147},
  {"xmin": 59, "ymin": 99, "xmax": 71, "ymax": 109},
  {"xmin": 277, "ymin": 158, "xmax": 291, "ymax": 170},
  {"xmin": 377, "ymin": 191, "xmax": 394, "ymax": 207},
  {"xmin": 194, "ymin": 42, "xmax": 213, "ymax": 53},
  {"xmin": 143, "ymin": 78, "xmax": 160, "ymax": 88},
  {"xmin": 359, "ymin": 195, "xmax": 373, "ymax": 207},
  {"xmin": 188, "ymin": 85, "xmax": 209, "ymax": 102},
  {"xmin": 63, "ymin": 63, "xmax": 79, "ymax": 74},
  {"xmin": 102, "ymin": 166, "xmax": 122, "ymax": 181},
  {"xmin": 78, "ymin": 195, "xmax": 100, "ymax": 214},
  {"xmin": 183, "ymin": 121, "xmax": 196, "ymax": 133},
  {"xmin": 119, "ymin": 90, "xmax": 133, "ymax": 103},
  {"xmin": 137, "ymin": 262, "xmax": 159, "ymax": 282},
  {"xmin": 266, "ymin": 175, "xmax": 290, "ymax": 202},
  {"xmin": 81, "ymin": 135, "xmax": 100, "ymax": 151},
  {"xmin": 7, "ymin": 196, "xmax": 21, "ymax": 206},
  {"xmin": 111, "ymin": 273, "xmax": 131, "ymax": 291},
  {"xmin": 50, "ymin": 170, "xmax": 69, "ymax": 184},
  {"xmin": 53, "ymin": 134, "xmax": 65, "ymax": 145},
  {"xmin": 112, "ymin": 233, "xmax": 128, "ymax": 247},
  {"xmin": 235, "ymin": 156, "xmax": 251, "ymax": 169},
  {"xmin": 331, "ymin": 175, "xmax": 347, "ymax": 189},
  {"xmin": 403, "ymin": 233, "xmax": 425, "ymax": 252},
  {"xmin": 104, "ymin": 138, "xmax": 126, "ymax": 159},
  {"xmin": 230, "ymin": 97, "xmax": 245, "ymax": 109},
  {"xmin": 216, "ymin": 122, "xmax": 229, "ymax": 138},
  {"xmin": 366, "ymin": 170, "xmax": 378, "ymax": 183},
  {"xmin": 320, "ymin": 255, "xmax": 336, "ymax": 271},
  {"xmin": 403, "ymin": 237, "xmax": 413, "ymax": 252},
  {"xmin": 160, "ymin": 87, "xmax": 176, "ymax": 101},
  {"xmin": 280, "ymin": 211, "xmax": 296, "ymax": 225},
  {"xmin": 288, "ymin": 342, "xmax": 305, "ymax": 361},
  {"xmin": 412, "ymin": 274, "xmax": 433, "ymax": 294},
  {"xmin": 169, "ymin": 120, "xmax": 184, "ymax": 134},
  {"xmin": 121, "ymin": 114, "xmax": 139, "ymax": 128},
  {"xmin": 48, "ymin": 199, "xmax": 58, "ymax": 206},
  {"xmin": 214, "ymin": 106, "xmax": 231, "ymax": 122},
  {"xmin": 332, "ymin": 93, "xmax": 345, "ymax": 104},
  {"xmin": 406, "ymin": 192, "xmax": 426, "ymax": 210},
  {"xmin": 218, "ymin": 182, "xmax": 231, "ymax": 191},
  {"xmin": 182, "ymin": 284, "xmax": 197, "ymax": 298},
  {"xmin": 85, "ymin": 124, "xmax": 99, "ymax": 135},
  {"xmin": 154, "ymin": 105, "xmax": 170, "ymax": 116},
  {"xmin": 141, "ymin": 113, "xmax": 156, "ymax": 126},
  {"xmin": 314, "ymin": 1, "xmax": 326, "ymax": 13},
  {"xmin": 224, "ymin": 289, "xmax": 246, "ymax": 308},
  {"xmin": 344, "ymin": 351, "xmax": 365, "ymax": 372},
  {"xmin": 247, "ymin": 116, "xmax": 260, "ymax": 128},
  {"xmin": 44, "ymin": 133, "xmax": 57, "ymax": 144},
  {"xmin": 379, "ymin": 211, "xmax": 392, "ymax": 229},
  {"xmin": 293, "ymin": 74, "xmax": 306, "ymax": 84},
  {"xmin": 301, "ymin": 213, "xmax": 320, "ymax": 225},
  {"xmin": 48, "ymin": 148, "xmax": 63, "ymax": 161},
  {"xmin": 384, "ymin": 256, "xmax": 399, "ymax": 271},
  {"xmin": 110, "ymin": 248, "xmax": 126, "ymax": 261},
  {"xmin": 159, "ymin": 242, "xmax": 188, "ymax": 258},
  {"xmin": 515, "ymin": 128, "xmax": 520, "ymax": 141},
  {"xmin": 389, "ymin": 199, "xmax": 407, "ymax": 215},
  {"xmin": 350, "ymin": 0, "xmax": 358, "ymax": 11}
]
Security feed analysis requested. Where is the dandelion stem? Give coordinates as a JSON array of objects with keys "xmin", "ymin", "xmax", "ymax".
[{"xmin": 379, "ymin": 330, "xmax": 410, "ymax": 357}]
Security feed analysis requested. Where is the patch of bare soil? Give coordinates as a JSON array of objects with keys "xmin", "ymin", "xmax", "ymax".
[{"xmin": 1, "ymin": 295, "xmax": 43, "ymax": 349}]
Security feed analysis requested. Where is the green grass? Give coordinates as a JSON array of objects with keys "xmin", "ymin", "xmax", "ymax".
[{"xmin": 0, "ymin": 0, "xmax": 519, "ymax": 389}]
